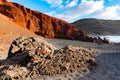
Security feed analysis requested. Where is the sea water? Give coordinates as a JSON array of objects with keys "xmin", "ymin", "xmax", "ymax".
[{"xmin": 100, "ymin": 36, "xmax": 120, "ymax": 43}]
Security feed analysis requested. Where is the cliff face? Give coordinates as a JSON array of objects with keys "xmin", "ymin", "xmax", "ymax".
[
  {"xmin": 0, "ymin": 0, "xmax": 109, "ymax": 43},
  {"xmin": 0, "ymin": 0, "xmax": 7, "ymax": 3},
  {"xmin": 0, "ymin": 0, "xmax": 89, "ymax": 41}
]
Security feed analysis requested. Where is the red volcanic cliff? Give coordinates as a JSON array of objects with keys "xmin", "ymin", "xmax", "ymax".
[{"xmin": 0, "ymin": 0, "xmax": 109, "ymax": 43}]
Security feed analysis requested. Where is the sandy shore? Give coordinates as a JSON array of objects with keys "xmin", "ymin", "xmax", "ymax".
[
  {"xmin": 36, "ymin": 39, "xmax": 120, "ymax": 80},
  {"xmin": 49, "ymin": 39, "xmax": 120, "ymax": 80},
  {"xmin": 45, "ymin": 39, "xmax": 120, "ymax": 53},
  {"xmin": 0, "ymin": 38, "xmax": 120, "ymax": 80}
]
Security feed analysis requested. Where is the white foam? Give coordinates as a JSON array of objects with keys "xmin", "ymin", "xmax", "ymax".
[{"xmin": 100, "ymin": 36, "xmax": 120, "ymax": 43}]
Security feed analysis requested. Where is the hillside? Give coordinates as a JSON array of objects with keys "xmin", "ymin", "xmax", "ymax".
[
  {"xmin": 0, "ymin": 0, "xmax": 110, "ymax": 43},
  {"xmin": 0, "ymin": 13, "xmax": 38, "ymax": 37},
  {"xmin": 0, "ymin": 13, "xmax": 40, "ymax": 57},
  {"xmin": 0, "ymin": 0, "xmax": 89, "ymax": 41},
  {"xmin": 73, "ymin": 18, "xmax": 120, "ymax": 35}
]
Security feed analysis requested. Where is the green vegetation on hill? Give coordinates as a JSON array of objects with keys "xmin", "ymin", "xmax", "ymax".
[{"xmin": 72, "ymin": 18, "xmax": 120, "ymax": 35}]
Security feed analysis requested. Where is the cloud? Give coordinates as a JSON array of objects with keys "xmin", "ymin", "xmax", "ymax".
[
  {"xmin": 65, "ymin": 0, "xmax": 104, "ymax": 16},
  {"xmin": 42, "ymin": 0, "xmax": 62, "ymax": 7},
  {"xmin": 59, "ymin": 0, "xmax": 79, "ymax": 9},
  {"xmin": 46, "ymin": 0, "xmax": 120, "ymax": 22},
  {"xmin": 95, "ymin": 5, "xmax": 120, "ymax": 20},
  {"xmin": 65, "ymin": 0, "xmax": 70, "ymax": 4},
  {"xmin": 48, "ymin": 0, "xmax": 104, "ymax": 22},
  {"xmin": 65, "ymin": 0, "xmax": 78, "ymax": 8}
]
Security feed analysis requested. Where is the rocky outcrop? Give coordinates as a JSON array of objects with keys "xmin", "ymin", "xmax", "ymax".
[
  {"xmin": 0, "ymin": 1, "xmax": 87, "ymax": 40},
  {"xmin": 0, "ymin": 1, "xmax": 109, "ymax": 43},
  {"xmin": 0, "ymin": 37, "xmax": 97, "ymax": 79},
  {"xmin": 0, "ymin": 0, "xmax": 7, "ymax": 3}
]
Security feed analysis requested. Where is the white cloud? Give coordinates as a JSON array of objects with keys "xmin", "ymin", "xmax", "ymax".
[
  {"xmin": 46, "ymin": 0, "xmax": 120, "ymax": 22},
  {"xmin": 59, "ymin": 0, "xmax": 79, "ymax": 9},
  {"xmin": 108, "ymin": 0, "xmax": 112, "ymax": 1},
  {"xmin": 95, "ymin": 5, "xmax": 120, "ymax": 20},
  {"xmin": 48, "ymin": 0, "xmax": 104, "ymax": 22},
  {"xmin": 65, "ymin": 0, "xmax": 70, "ymax": 4},
  {"xmin": 42, "ymin": 0, "xmax": 62, "ymax": 7},
  {"xmin": 65, "ymin": 0, "xmax": 78, "ymax": 8},
  {"xmin": 48, "ymin": 11, "xmax": 56, "ymax": 15},
  {"xmin": 65, "ymin": 0, "xmax": 104, "ymax": 17}
]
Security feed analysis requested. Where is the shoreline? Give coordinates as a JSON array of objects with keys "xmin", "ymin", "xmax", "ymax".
[
  {"xmin": 35, "ymin": 38, "xmax": 120, "ymax": 80},
  {"xmin": 0, "ymin": 38, "xmax": 120, "ymax": 80},
  {"xmin": 89, "ymin": 34, "xmax": 120, "ymax": 43}
]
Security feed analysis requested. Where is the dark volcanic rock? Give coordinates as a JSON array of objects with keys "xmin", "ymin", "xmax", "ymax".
[
  {"xmin": 7, "ymin": 37, "xmax": 55, "ymax": 66},
  {"xmin": 0, "ymin": 37, "xmax": 97, "ymax": 79}
]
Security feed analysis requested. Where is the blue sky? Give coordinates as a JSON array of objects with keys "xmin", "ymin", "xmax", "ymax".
[{"xmin": 9, "ymin": 0, "xmax": 120, "ymax": 22}]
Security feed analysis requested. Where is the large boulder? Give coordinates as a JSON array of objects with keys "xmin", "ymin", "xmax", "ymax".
[
  {"xmin": 7, "ymin": 37, "xmax": 56, "ymax": 66},
  {"xmin": 0, "ymin": 37, "xmax": 97, "ymax": 79}
]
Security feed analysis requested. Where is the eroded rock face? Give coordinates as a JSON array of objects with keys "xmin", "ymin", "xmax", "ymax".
[
  {"xmin": 0, "ymin": 37, "xmax": 97, "ymax": 79},
  {"xmin": 0, "ymin": 1, "xmax": 90, "ymax": 41},
  {"xmin": 0, "ymin": 1, "xmax": 109, "ymax": 43},
  {"xmin": 0, "ymin": 0, "xmax": 7, "ymax": 3}
]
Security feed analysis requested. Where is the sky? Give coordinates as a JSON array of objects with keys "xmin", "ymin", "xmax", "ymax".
[{"xmin": 9, "ymin": 0, "xmax": 120, "ymax": 22}]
